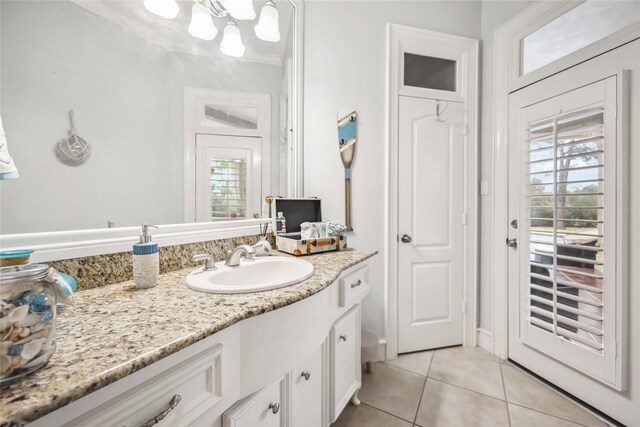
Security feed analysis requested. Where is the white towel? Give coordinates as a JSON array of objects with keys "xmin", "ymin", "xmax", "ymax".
[{"xmin": 0, "ymin": 115, "xmax": 19, "ymax": 180}]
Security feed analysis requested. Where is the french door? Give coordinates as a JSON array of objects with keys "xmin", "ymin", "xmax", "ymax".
[
  {"xmin": 397, "ymin": 96, "xmax": 465, "ymax": 353},
  {"xmin": 507, "ymin": 42, "xmax": 637, "ymax": 420}
]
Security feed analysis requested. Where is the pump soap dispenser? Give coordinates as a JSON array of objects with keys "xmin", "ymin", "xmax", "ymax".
[{"xmin": 133, "ymin": 224, "xmax": 159, "ymax": 289}]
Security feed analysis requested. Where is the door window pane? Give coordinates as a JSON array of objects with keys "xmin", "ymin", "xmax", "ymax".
[
  {"xmin": 210, "ymin": 159, "xmax": 247, "ymax": 219},
  {"xmin": 404, "ymin": 53, "xmax": 456, "ymax": 92},
  {"xmin": 521, "ymin": 0, "xmax": 640, "ymax": 75}
]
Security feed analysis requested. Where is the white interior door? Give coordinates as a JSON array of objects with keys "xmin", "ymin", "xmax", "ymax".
[
  {"xmin": 195, "ymin": 134, "xmax": 262, "ymax": 222},
  {"xmin": 397, "ymin": 96, "xmax": 465, "ymax": 353},
  {"xmin": 507, "ymin": 41, "xmax": 640, "ymax": 421}
]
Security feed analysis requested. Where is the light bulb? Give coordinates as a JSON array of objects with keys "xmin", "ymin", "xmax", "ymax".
[
  {"xmin": 143, "ymin": 0, "xmax": 180, "ymax": 19},
  {"xmin": 254, "ymin": 1, "xmax": 280, "ymax": 42},
  {"xmin": 188, "ymin": 3, "xmax": 218, "ymax": 40},
  {"xmin": 224, "ymin": 0, "xmax": 255, "ymax": 20},
  {"xmin": 220, "ymin": 22, "xmax": 246, "ymax": 58}
]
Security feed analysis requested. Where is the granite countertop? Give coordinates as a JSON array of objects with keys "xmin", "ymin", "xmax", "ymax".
[{"xmin": 0, "ymin": 250, "xmax": 376, "ymax": 426}]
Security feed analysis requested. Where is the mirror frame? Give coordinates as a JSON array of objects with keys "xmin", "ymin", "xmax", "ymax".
[{"xmin": 0, "ymin": 0, "xmax": 305, "ymax": 263}]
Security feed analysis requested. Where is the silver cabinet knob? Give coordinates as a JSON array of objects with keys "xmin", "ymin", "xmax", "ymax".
[
  {"xmin": 269, "ymin": 402, "xmax": 280, "ymax": 414},
  {"xmin": 505, "ymin": 238, "xmax": 518, "ymax": 248},
  {"xmin": 339, "ymin": 334, "xmax": 348, "ymax": 342},
  {"xmin": 301, "ymin": 371, "xmax": 311, "ymax": 380},
  {"xmin": 401, "ymin": 234, "xmax": 412, "ymax": 243}
]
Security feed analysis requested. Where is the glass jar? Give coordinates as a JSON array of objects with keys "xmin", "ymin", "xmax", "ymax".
[{"xmin": 0, "ymin": 264, "xmax": 58, "ymax": 382}]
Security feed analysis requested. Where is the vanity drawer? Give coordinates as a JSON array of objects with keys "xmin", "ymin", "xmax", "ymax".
[
  {"xmin": 339, "ymin": 266, "xmax": 369, "ymax": 307},
  {"xmin": 223, "ymin": 376, "xmax": 287, "ymax": 427},
  {"xmin": 66, "ymin": 344, "xmax": 223, "ymax": 427},
  {"xmin": 330, "ymin": 305, "xmax": 361, "ymax": 422}
]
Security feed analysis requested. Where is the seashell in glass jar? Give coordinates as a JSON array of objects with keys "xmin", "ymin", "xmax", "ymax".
[{"xmin": 0, "ymin": 264, "xmax": 58, "ymax": 383}]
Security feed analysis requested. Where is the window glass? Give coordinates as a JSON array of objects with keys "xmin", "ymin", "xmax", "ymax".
[
  {"xmin": 521, "ymin": 0, "xmax": 640, "ymax": 75},
  {"xmin": 209, "ymin": 159, "xmax": 247, "ymax": 219},
  {"xmin": 404, "ymin": 53, "xmax": 456, "ymax": 92}
]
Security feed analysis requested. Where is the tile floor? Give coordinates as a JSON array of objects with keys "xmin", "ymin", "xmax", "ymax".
[{"xmin": 332, "ymin": 346, "xmax": 608, "ymax": 427}]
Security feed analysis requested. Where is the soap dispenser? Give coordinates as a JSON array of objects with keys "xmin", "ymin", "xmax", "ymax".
[{"xmin": 133, "ymin": 224, "xmax": 159, "ymax": 289}]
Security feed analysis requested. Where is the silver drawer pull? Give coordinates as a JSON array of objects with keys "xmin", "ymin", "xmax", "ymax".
[
  {"xmin": 269, "ymin": 402, "xmax": 280, "ymax": 414},
  {"xmin": 339, "ymin": 334, "xmax": 348, "ymax": 342},
  {"xmin": 350, "ymin": 279, "xmax": 362, "ymax": 288},
  {"xmin": 301, "ymin": 371, "xmax": 311, "ymax": 381},
  {"xmin": 140, "ymin": 395, "xmax": 182, "ymax": 427}
]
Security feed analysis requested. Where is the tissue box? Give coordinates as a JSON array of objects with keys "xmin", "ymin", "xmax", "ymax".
[{"xmin": 272, "ymin": 198, "xmax": 347, "ymax": 256}]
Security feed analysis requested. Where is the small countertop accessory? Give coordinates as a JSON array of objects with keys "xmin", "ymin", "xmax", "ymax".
[
  {"xmin": 133, "ymin": 224, "xmax": 159, "ymax": 289},
  {"xmin": 338, "ymin": 108, "xmax": 357, "ymax": 232},
  {"xmin": 0, "ymin": 250, "xmax": 34, "ymax": 267},
  {"xmin": 55, "ymin": 109, "xmax": 91, "ymax": 166},
  {"xmin": 0, "ymin": 264, "xmax": 74, "ymax": 382}
]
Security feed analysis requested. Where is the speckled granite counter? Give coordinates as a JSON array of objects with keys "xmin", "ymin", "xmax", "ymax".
[{"xmin": 0, "ymin": 250, "xmax": 376, "ymax": 426}]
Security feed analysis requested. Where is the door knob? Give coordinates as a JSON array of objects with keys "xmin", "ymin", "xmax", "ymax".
[
  {"xmin": 505, "ymin": 238, "xmax": 517, "ymax": 248},
  {"xmin": 401, "ymin": 234, "xmax": 412, "ymax": 243},
  {"xmin": 301, "ymin": 371, "xmax": 311, "ymax": 380},
  {"xmin": 269, "ymin": 402, "xmax": 280, "ymax": 414}
]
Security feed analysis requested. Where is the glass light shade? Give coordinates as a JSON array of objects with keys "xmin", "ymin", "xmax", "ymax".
[
  {"xmin": 143, "ymin": 0, "xmax": 179, "ymax": 19},
  {"xmin": 188, "ymin": 3, "xmax": 218, "ymax": 40},
  {"xmin": 254, "ymin": 2, "xmax": 280, "ymax": 42},
  {"xmin": 224, "ymin": 0, "xmax": 255, "ymax": 20},
  {"xmin": 220, "ymin": 22, "xmax": 246, "ymax": 58}
]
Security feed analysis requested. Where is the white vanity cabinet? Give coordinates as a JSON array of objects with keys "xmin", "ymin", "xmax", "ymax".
[
  {"xmin": 28, "ymin": 261, "xmax": 371, "ymax": 427},
  {"xmin": 223, "ymin": 376, "xmax": 289, "ymax": 427},
  {"xmin": 293, "ymin": 344, "xmax": 324, "ymax": 427},
  {"xmin": 330, "ymin": 305, "xmax": 361, "ymax": 423}
]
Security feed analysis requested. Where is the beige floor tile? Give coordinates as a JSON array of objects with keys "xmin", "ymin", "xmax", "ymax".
[
  {"xmin": 332, "ymin": 403, "xmax": 412, "ymax": 427},
  {"xmin": 359, "ymin": 362, "xmax": 425, "ymax": 422},
  {"xmin": 383, "ymin": 351, "xmax": 433, "ymax": 376},
  {"xmin": 508, "ymin": 404, "xmax": 585, "ymax": 427},
  {"xmin": 501, "ymin": 364, "xmax": 606, "ymax": 427},
  {"xmin": 428, "ymin": 346, "xmax": 505, "ymax": 400},
  {"xmin": 415, "ymin": 379, "xmax": 509, "ymax": 427}
]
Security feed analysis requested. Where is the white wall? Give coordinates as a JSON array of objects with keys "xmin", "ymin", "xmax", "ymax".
[
  {"xmin": 304, "ymin": 0, "xmax": 481, "ymax": 342},
  {"xmin": 478, "ymin": 0, "xmax": 533, "ymax": 333},
  {"xmin": 0, "ymin": 0, "xmax": 283, "ymax": 234}
]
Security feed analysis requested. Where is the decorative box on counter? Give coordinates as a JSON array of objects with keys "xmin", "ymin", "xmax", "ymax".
[{"xmin": 272, "ymin": 198, "xmax": 347, "ymax": 256}]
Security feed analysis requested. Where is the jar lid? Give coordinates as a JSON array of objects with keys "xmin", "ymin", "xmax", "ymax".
[{"xmin": 0, "ymin": 264, "xmax": 49, "ymax": 284}]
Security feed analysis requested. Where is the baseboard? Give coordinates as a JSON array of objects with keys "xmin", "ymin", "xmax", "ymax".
[
  {"xmin": 476, "ymin": 328, "xmax": 493, "ymax": 353},
  {"xmin": 362, "ymin": 331, "xmax": 387, "ymax": 363}
]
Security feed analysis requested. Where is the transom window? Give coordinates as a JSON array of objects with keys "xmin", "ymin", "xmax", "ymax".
[{"xmin": 521, "ymin": 0, "xmax": 640, "ymax": 75}]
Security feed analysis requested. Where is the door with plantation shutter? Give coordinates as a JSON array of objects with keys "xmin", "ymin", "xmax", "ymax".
[
  {"xmin": 507, "ymin": 72, "xmax": 627, "ymax": 392},
  {"xmin": 195, "ymin": 134, "xmax": 262, "ymax": 221}
]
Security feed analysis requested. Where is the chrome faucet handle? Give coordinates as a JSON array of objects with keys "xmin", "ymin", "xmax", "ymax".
[
  {"xmin": 225, "ymin": 245, "xmax": 256, "ymax": 267},
  {"xmin": 193, "ymin": 254, "xmax": 216, "ymax": 271}
]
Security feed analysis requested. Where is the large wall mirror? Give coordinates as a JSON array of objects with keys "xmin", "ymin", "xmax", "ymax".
[{"xmin": 0, "ymin": 0, "xmax": 303, "ymax": 239}]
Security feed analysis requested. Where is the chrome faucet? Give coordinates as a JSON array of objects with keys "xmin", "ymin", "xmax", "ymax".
[
  {"xmin": 193, "ymin": 254, "xmax": 216, "ymax": 271},
  {"xmin": 225, "ymin": 245, "xmax": 256, "ymax": 267}
]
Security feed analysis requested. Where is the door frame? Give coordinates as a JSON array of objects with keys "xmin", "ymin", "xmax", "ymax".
[
  {"xmin": 385, "ymin": 24, "xmax": 479, "ymax": 359},
  {"xmin": 491, "ymin": 1, "xmax": 640, "ymax": 361},
  {"xmin": 184, "ymin": 87, "xmax": 271, "ymax": 223}
]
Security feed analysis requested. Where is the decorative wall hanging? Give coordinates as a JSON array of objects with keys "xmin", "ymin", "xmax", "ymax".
[
  {"xmin": 337, "ymin": 108, "xmax": 357, "ymax": 232},
  {"xmin": 55, "ymin": 110, "xmax": 91, "ymax": 166}
]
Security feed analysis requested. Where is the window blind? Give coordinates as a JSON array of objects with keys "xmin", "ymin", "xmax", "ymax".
[
  {"xmin": 527, "ymin": 105, "xmax": 605, "ymax": 353},
  {"xmin": 209, "ymin": 159, "xmax": 247, "ymax": 220}
]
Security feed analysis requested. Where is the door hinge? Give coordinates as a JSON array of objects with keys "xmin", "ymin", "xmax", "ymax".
[{"xmin": 462, "ymin": 213, "xmax": 468, "ymax": 225}]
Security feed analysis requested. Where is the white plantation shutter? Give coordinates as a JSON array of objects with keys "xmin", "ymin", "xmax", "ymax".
[{"xmin": 517, "ymin": 76, "xmax": 625, "ymax": 388}]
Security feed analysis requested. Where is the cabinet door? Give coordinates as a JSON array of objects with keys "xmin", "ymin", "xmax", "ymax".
[
  {"xmin": 223, "ymin": 376, "xmax": 288, "ymax": 427},
  {"xmin": 330, "ymin": 305, "xmax": 361, "ymax": 423},
  {"xmin": 294, "ymin": 345, "xmax": 323, "ymax": 427}
]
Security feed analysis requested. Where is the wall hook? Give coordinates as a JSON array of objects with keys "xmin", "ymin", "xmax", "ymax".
[{"xmin": 436, "ymin": 101, "xmax": 449, "ymax": 123}]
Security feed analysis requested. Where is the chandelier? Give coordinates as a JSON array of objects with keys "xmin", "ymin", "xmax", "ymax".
[{"xmin": 143, "ymin": 0, "xmax": 280, "ymax": 58}]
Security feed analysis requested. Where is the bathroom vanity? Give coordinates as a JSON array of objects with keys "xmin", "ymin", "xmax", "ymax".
[{"xmin": 0, "ymin": 250, "xmax": 375, "ymax": 427}]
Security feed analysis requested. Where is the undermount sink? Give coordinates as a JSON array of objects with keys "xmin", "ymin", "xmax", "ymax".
[{"xmin": 185, "ymin": 256, "xmax": 315, "ymax": 294}]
